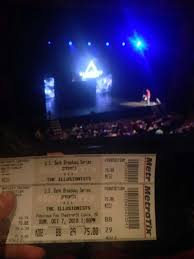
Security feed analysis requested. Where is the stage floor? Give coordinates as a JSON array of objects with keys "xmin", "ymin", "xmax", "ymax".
[
  {"xmin": 46, "ymin": 94, "xmax": 159, "ymax": 119},
  {"xmin": 120, "ymin": 101, "xmax": 157, "ymax": 108}
]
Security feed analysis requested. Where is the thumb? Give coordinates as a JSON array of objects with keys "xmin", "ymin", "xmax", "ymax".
[{"xmin": 0, "ymin": 192, "xmax": 16, "ymax": 221}]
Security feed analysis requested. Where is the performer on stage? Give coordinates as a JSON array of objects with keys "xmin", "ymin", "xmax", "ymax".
[
  {"xmin": 146, "ymin": 88, "xmax": 151, "ymax": 105},
  {"xmin": 142, "ymin": 89, "xmax": 151, "ymax": 105}
]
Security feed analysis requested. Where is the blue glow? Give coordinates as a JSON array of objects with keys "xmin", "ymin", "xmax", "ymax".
[
  {"xmin": 106, "ymin": 42, "xmax": 110, "ymax": 47},
  {"xmin": 68, "ymin": 41, "xmax": 73, "ymax": 46},
  {"xmin": 80, "ymin": 60, "xmax": 103, "ymax": 80},
  {"xmin": 44, "ymin": 77, "xmax": 55, "ymax": 98},
  {"xmin": 48, "ymin": 41, "xmax": 51, "ymax": 45},
  {"xmin": 129, "ymin": 33, "xmax": 148, "ymax": 54},
  {"xmin": 136, "ymin": 40, "xmax": 142, "ymax": 47},
  {"xmin": 88, "ymin": 42, "xmax": 92, "ymax": 46},
  {"xmin": 96, "ymin": 74, "xmax": 112, "ymax": 94},
  {"xmin": 122, "ymin": 42, "xmax": 126, "ymax": 46}
]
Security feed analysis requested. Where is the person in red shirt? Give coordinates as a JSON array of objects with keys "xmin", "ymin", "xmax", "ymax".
[{"xmin": 146, "ymin": 89, "xmax": 151, "ymax": 105}]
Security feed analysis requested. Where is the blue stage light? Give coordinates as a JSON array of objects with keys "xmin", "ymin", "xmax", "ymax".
[
  {"xmin": 136, "ymin": 40, "xmax": 142, "ymax": 47},
  {"xmin": 106, "ymin": 42, "xmax": 110, "ymax": 47},
  {"xmin": 68, "ymin": 41, "xmax": 73, "ymax": 46},
  {"xmin": 48, "ymin": 41, "xmax": 51, "ymax": 45},
  {"xmin": 88, "ymin": 42, "xmax": 92, "ymax": 46},
  {"xmin": 122, "ymin": 42, "xmax": 126, "ymax": 46},
  {"xmin": 129, "ymin": 33, "xmax": 148, "ymax": 54}
]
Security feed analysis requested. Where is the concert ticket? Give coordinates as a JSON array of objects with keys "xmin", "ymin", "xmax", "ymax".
[{"xmin": 0, "ymin": 154, "xmax": 156, "ymax": 244}]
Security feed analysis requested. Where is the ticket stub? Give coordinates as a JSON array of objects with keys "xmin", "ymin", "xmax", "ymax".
[{"xmin": 0, "ymin": 154, "xmax": 156, "ymax": 244}]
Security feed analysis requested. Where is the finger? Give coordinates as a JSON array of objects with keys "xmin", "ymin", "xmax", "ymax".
[
  {"xmin": 0, "ymin": 192, "xmax": 16, "ymax": 221},
  {"xmin": 4, "ymin": 245, "xmax": 46, "ymax": 259}
]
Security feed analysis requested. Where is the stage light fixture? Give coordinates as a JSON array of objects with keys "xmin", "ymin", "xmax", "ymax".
[
  {"xmin": 88, "ymin": 42, "xmax": 92, "ymax": 46},
  {"xmin": 136, "ymin": 40, "xmax": 142, "ymax": 47},
  {"xmin": 122, "ymin": 42, "xmax": 126, "ymax": 46},
  {"xmin": 129, "ymin": 33, "xmax": 148, "ymax": 54},
  {"xmin": 106, "ymin": 42, "xmax": 110, "ymax": 47},
  {"xmin": 68, "ymin": 41, "xmax": 73, "ymax": 46}
]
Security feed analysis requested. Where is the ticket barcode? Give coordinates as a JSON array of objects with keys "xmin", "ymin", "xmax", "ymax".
[
  {"xmin": 124, "ymin": 160, "xmax": 139, "ymax": 183},
  {"xmin": 125, "ymin": 188, "xmax": 140, "ymax": 229}
]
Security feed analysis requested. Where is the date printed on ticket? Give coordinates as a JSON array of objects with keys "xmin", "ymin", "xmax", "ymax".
[{"xmin": 0, "ymin": 154, "xmax": 156, "ymax": 244}]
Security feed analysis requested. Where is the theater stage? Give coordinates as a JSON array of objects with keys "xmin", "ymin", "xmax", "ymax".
[{"xmin": 46, "ymin": 94, "xmax": 159, "ymax": 120}]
